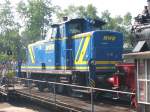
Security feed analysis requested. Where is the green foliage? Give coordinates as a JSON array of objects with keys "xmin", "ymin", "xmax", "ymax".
[
  {"xmin": 56, "ymin": 4, "xmax": 99, "ymax": 21},
  {"xmin": 0, "ymin": 0, "xmax": 15, "ymax": 34},
  {"xmin": 6, "ymin": 71, "xmax": 16, "ymax": 78},
  {"xmin": 0, "ymin": 53, "xmax": 14, "ymax": 62},
  {"xmin": 17, "ymin": 0, "xmax": 54, "ymax": 44},
  {"xmin": 86, "ymin": 4, "xmax": 98, "ymax": 19},
  {"xmin": 0, "ymin": 0, "xmax": 20, "ymax": 61},
  {"xmin": 101, "ymin": 10, "xmax": 133, "ymax": 48}
]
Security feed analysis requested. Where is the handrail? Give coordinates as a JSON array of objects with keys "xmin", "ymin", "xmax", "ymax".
[{"xmin": 15, "ymin": 77, "xmax": 135, "ymax": 95}]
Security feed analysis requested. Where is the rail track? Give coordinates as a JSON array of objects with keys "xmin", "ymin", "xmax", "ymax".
[{"xmin": 0, "ymin": 78, "xmax": 136, "ymax": 112}]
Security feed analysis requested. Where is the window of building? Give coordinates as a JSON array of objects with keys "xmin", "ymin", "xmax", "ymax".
[
  {"xmin": 147, "ymin": 59, "xmax": 150, "ymax": 80},
  {"xmin": 138, "ymin": 59, "xmax": 146, "ymax": 79},
  {"xmin": 147, "ymin": 82, "xmax": 150, "ymax": 103},
  {"xmin": 137, "ymin": 58, "xmax": 150, "ymax": 108},
  {"xmin": 139, "ymin": 81, "xmax": 146, "ymax": 102}
]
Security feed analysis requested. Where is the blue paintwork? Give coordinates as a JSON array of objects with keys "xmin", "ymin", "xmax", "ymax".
[
  {"xmin": 93, "ymin": 31, "xmax": 123, "ymax": 61},
  {"xmin": 21, "ymin": 18, "xmax": 123, "ymax": 73}
]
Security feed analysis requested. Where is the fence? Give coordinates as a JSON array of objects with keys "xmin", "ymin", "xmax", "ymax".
[{"xmin": 7, "ymin": 77, "xmax": 136, "ymax": 112}]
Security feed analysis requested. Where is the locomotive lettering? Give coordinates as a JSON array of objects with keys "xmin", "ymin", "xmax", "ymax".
[{"xmin": 103, "ymin": 36, "xmax": 116, "ymax": 41}]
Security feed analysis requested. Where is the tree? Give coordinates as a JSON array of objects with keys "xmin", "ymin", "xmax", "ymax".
[
  {"xmin": 0, "ymin": 0, "xmax": 15, "ymax": 34},
  {"xmin": 56, "ymin": 5, "xmax": 77, "ymax": 20},
  {"xmin": 17, "ymin": 0, "xmax": 54, "ymax": 44},
  {"xmin": 56, "ymin": 4, "xmax": 99, "ymax": 21},
  {"xmin": 101, "ymin": 10, "xmax": 113, "ymax": 30},
  {"xmin": 0, "ymin": 0, "xmax": 20, "ymax": 60},
  {"xmin": 101, "ymin": 10, "xmax": 133, "ymax": 48},
  {"xmin": 122, "ymin": 12, "xmax": 133, "ymax": 47},
  {"xmin": 86, "ymin": 4, "xmax": 98, "ymax": 19}
]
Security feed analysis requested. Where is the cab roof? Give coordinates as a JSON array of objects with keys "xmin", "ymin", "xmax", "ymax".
[{"xmin": 51, "ymin": 18, "xmax": 106, "ymax": 27}]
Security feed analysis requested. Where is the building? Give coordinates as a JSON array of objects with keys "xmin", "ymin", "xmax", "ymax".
[{"xmin": 124, "ymin": 51, "xmax": 150, "ymax": 112}]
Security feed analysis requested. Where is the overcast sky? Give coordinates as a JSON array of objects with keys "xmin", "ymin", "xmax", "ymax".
[
  {"xmin": 10, "ymin": 0, "xmax": 147, "ymax": 17},
  {"xmin": 51, "ymin": 0, "xmax": 147, "ymax": 17}
]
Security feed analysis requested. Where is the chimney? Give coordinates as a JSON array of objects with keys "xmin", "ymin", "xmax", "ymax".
[{"xmin": 147, "ymin": 0, "xmax": 150, "ymax": 14}]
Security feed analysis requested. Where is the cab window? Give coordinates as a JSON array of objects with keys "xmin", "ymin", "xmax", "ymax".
[
  {"xmin": 68, "ymin": 22, "xmax": 83, "ymax": 36},
  {"xmin": 91, "ymin": 24, "xmax": 101, "ymax": 30},
  {"xmin": 60, "ymin": 25, "xmax": 65, "ymax": 38},
  {"xmin": 45, "ymin": 26, "xmax": 59, "ymax": 40},
  {"xmin": 51, "ymin": 27, "xmax": 58, "ymax": 38}
]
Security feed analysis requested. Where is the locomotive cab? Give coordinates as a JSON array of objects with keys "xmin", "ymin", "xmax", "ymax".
[{"xmin": 45, "ymin": 18, "xmax": 105, "ymax": 40}]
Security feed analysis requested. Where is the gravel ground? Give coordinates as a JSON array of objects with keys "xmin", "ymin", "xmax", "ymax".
[{"xmin": 0, "ymin": 102, "xmax": 51, "ymax": 112}]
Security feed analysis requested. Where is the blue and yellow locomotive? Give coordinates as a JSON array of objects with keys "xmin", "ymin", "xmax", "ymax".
[{"xmin": 21, "ymin": 18, "xmax": 123, "ymax": 92}]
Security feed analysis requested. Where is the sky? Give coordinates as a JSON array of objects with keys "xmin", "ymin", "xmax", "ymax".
[
  {"xmin": 51, "ymin": 0, "xmax": 147, "ymax": 17},
  {"xmin": 9, "ymin": 0, "xmax": 147, "ymax": 18}
]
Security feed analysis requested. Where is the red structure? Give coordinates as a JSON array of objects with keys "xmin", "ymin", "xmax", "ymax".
[{"xmin": 108, "ymin": 63, "xmax": 136, "ymax": 107}]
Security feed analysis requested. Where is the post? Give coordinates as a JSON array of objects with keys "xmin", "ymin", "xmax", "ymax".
[
  {"xmin": 16, "ymin": 45, "xmax": 22, "ymax": 77},
  {"xmin": 91, "ymin": 87, "xmax": 94, "ymax": 112},
  {"xmin": 27, "ymin": 72, "xmax": 31, "ymax": 93},
  {"xmin": 53, "ymin": 83, "xmax": 56, "ymax": 105},
  {"xmin": 88, "ymin": 59, "xmax": 96, "ymax": 112}
]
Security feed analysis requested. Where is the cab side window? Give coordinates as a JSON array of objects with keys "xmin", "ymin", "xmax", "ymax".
[
  {"xmin": 68, "ymin": 22, "xmax": 83, "ymax": 36},
  {"xmin": 60, "ymin": 25, "xmax": 65, "ymax": 38},
  {"xmin": 51, "ymin": 27, "xmax": 58, "ymax": 38}
]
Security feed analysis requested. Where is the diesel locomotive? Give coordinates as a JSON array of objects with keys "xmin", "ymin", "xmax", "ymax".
[
  {"xmin": 19, "ymin": 18, "xmax": 136, "ymax": 103},
  {"xmin": 21, "ymin": 18, "xmax": 122, "ymax": 89}
]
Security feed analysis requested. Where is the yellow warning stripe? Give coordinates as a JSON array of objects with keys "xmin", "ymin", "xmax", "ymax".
[
  {"xmin": 21, "ymin": 66, "xmax": 88, "ymax": 70},
  {"xmin": 75, "ymin": 35, "xmax": 91, "ymax": 64},
  {"xmin": 72, "ymin": 33, "xmax": 92, "ymax": 39},
  {"xmin": 22, "ymin": 66, "xmax": 115, "ymax": 70},
  {"xmin": 89, "ymin": 79, "xmax": 95, "ymax": 87},
  {"xmin": 96, "ymin": 61, "xmax": 120, "ymax": 65},
  {"xmin": 75, "ymin": 37, "xmax": 84, "ymax": 61},
  {"xmin": 96, "ymin": 66, "xmax": 115, "ymax": 69},
  {"xmin": 28, "ymin": 45, "xmax": 35, "ymax": 64}
]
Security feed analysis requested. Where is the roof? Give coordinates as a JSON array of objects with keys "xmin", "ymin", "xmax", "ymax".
[
  {"xmin": 132, "ymin": 41, "xmax": 146, "ymax": 52},
  {"xmin": 51, "ymin": 18, "xmax": 106, "ymax": 26},
  {"xmin": 123, "ymin": 51, "xmax": 150, "ymax": 59}
]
